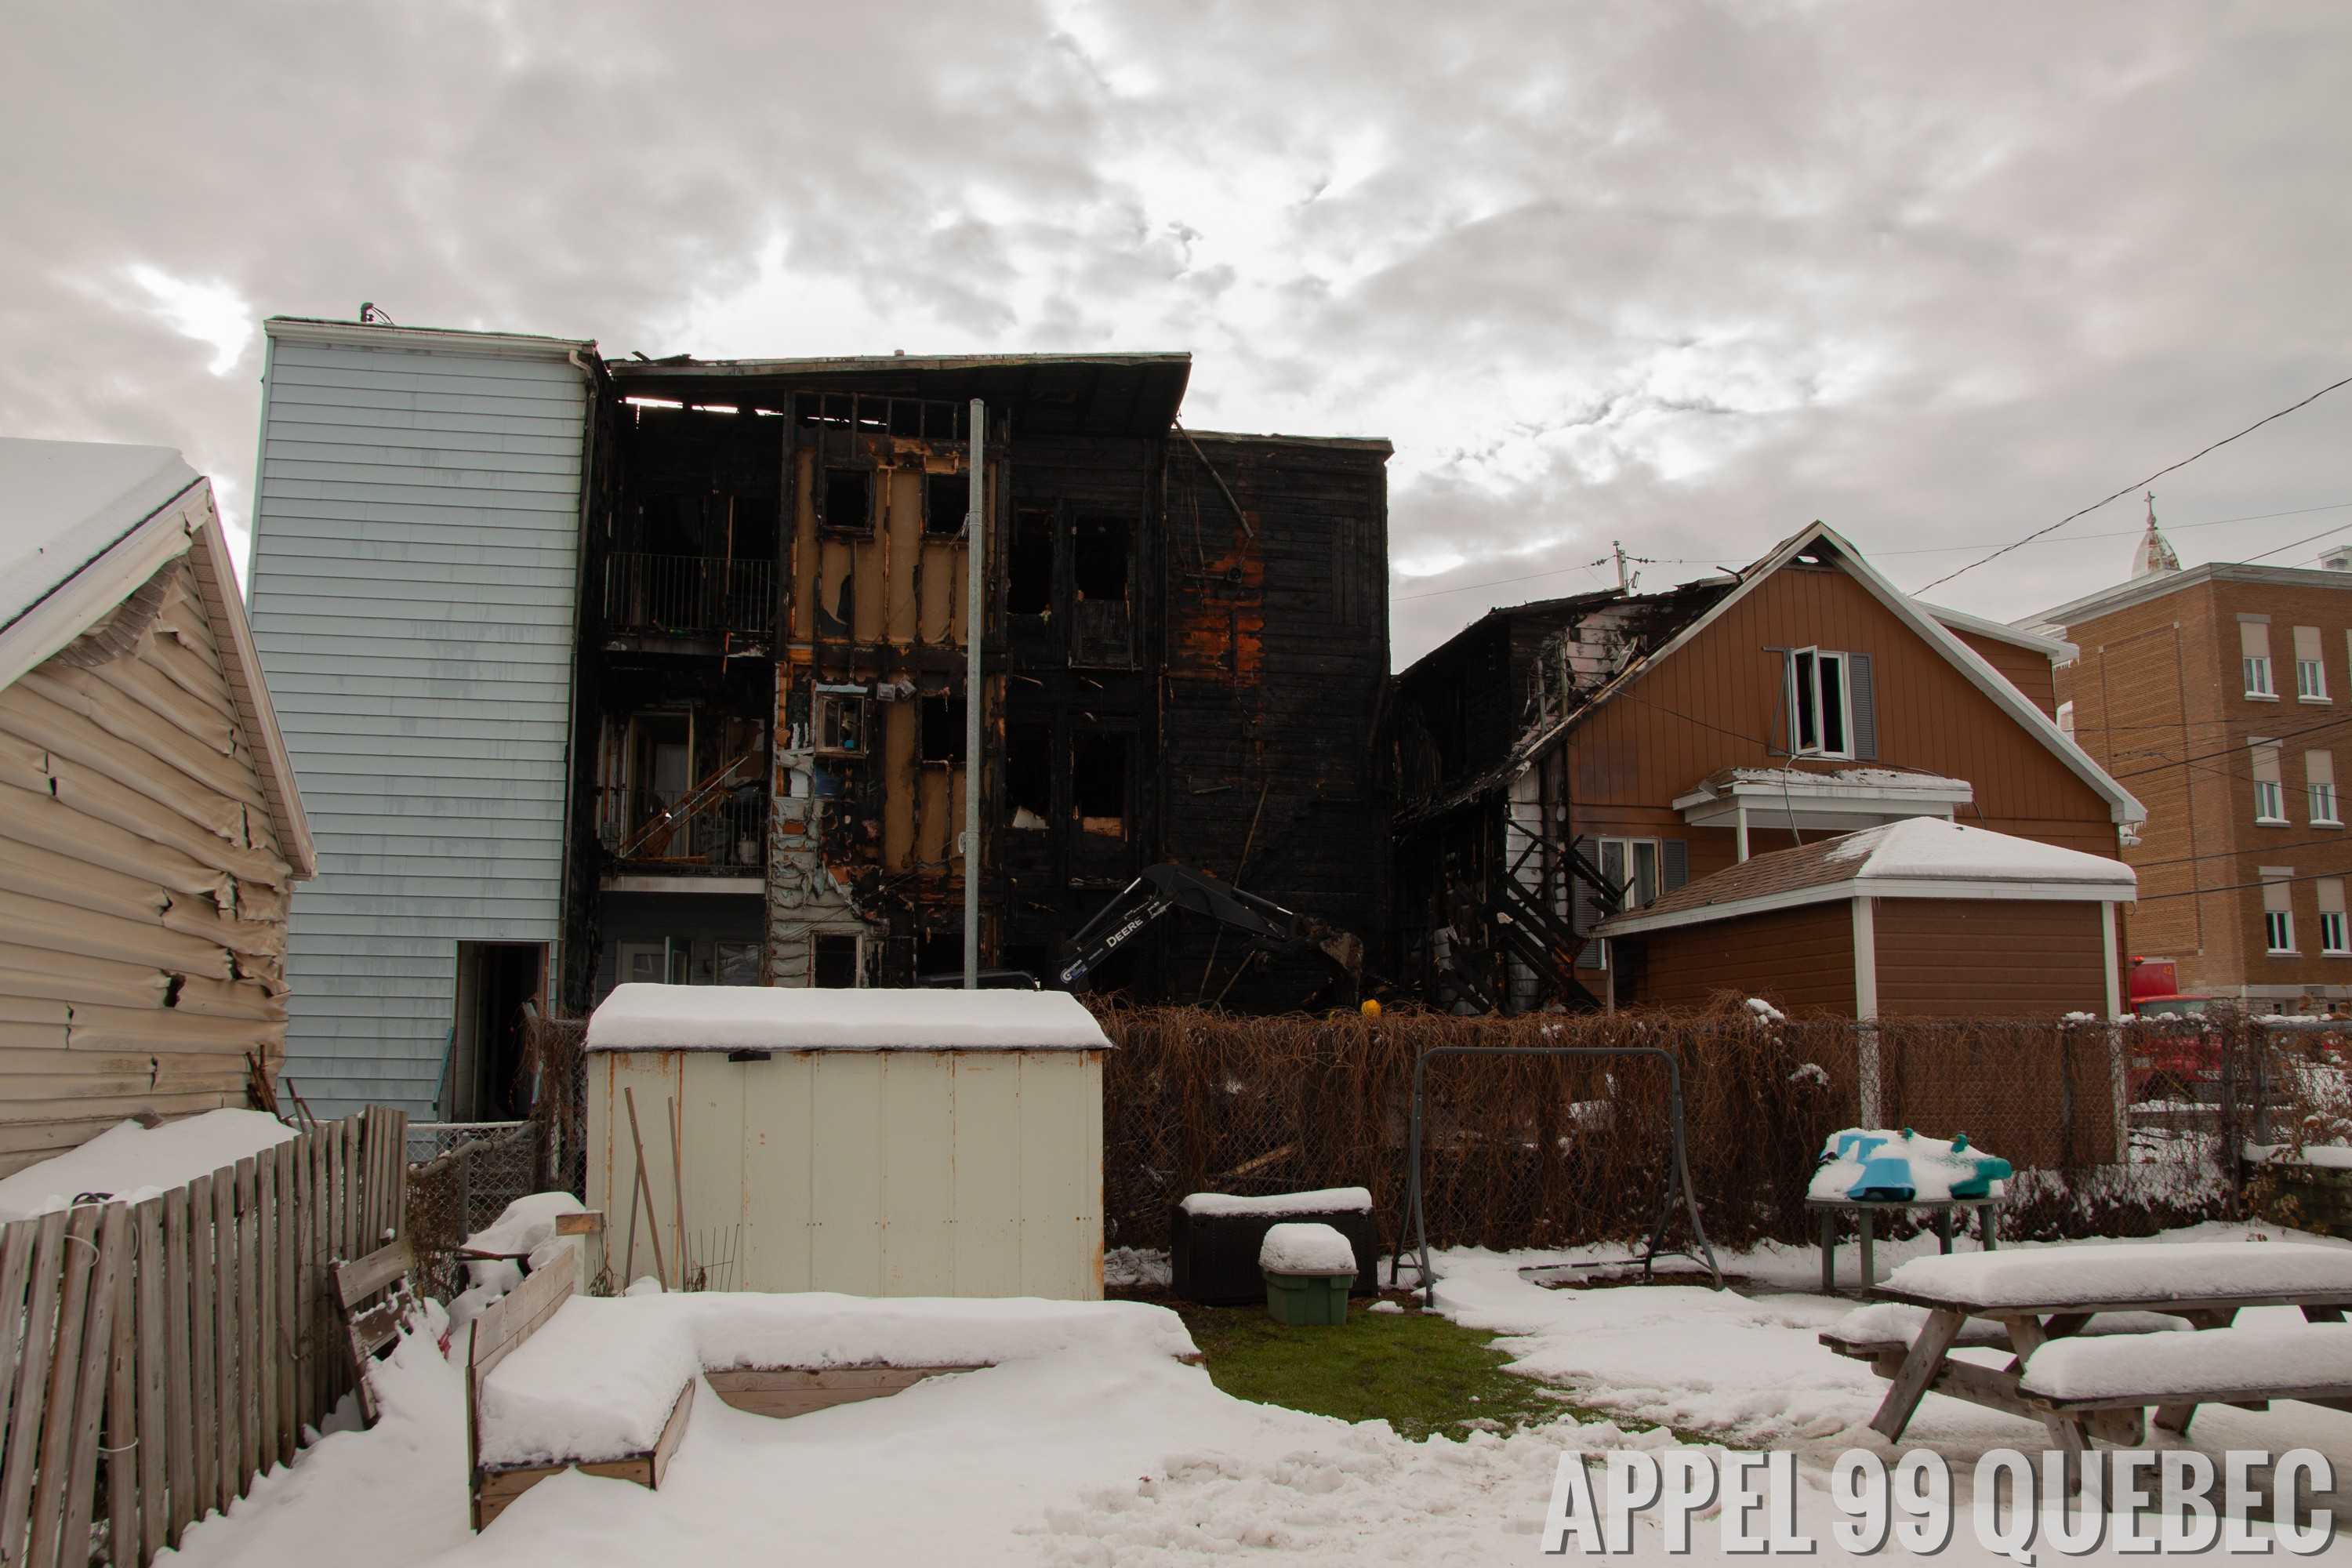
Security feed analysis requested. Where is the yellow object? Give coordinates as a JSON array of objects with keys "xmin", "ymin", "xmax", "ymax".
[{"xmin": 1359, "ymin": 999, "xmax": 1381, "ymax": 1018}]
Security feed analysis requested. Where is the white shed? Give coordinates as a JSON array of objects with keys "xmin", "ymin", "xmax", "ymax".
[{"xmin": 583, "ymin": 985, "xmax": 1109, "ymax": 1300}]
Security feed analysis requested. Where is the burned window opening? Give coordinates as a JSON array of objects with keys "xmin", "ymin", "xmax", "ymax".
[
  {"xmin": 821, "ymin": 467, "xmax": 874, "ymax": 535},
  {"xmin": 1007, "ymin": 508, "xmax": 1054, "ymax": 615},
  {"xmin": 920, "ymin": 695, "xmax": 967, "ymax": 764},
  {"xmin": 1073, "ymin": 731, "xmax": 1129, "ymax": 839},
  {"xmin": 916, "ymin": 930, "xmax": 962, "ymax": 977},
  {"xmin": 813, "ymin": 691, "xmax": 868, "ymax": 754},
  {"xmin": 1007, "ymin": 723, "xmax": 1051, "ymax": 827},
  {"xmin": 1072, "ymin": 517, "xmax": 1131, "ymax": 601},
  {"xmin": 812, "ymin": 933, "xmax": 860, "ymax": 989},
  {"xmin": 924, "ymin": 470, "xmax": 969, "ymax": 537}
]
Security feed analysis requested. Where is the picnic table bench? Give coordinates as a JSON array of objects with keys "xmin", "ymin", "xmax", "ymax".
[{"xmin": 1820, "ymin": 1240, "xmax": 2352, "ymax": 1457}]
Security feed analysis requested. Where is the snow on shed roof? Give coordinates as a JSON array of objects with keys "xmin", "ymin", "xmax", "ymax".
[
  {"xmin": 0, "ymin": 439, "xmax": 198, "ymax": 632},
  {"xmin": 1596, "ymin": 818, "xmax": 2133, "ymax": 938},
  {"xmin": 583, "ymin": 984, "xmax": 1112, "ymax": 1052}
]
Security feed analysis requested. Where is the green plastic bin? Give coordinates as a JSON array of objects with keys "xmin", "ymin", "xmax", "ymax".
[{"xmin": 1265, "ymin": 1269, "xmax": 1352, "ymax": 1325}]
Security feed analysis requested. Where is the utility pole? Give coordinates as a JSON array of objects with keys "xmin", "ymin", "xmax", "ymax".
[
  {"xmin": 964, "ymin": 400, "xmax": 985, "ymax": 989},
  {"xmin": 1613, "ymin": 540, "xmax": 1630, "ymax": 593}
]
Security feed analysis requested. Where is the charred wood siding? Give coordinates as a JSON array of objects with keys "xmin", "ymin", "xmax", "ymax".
[
  {"xmin": 1157, "ymin": 435, "xmax": 1392, "ymax": 1007},
  {"xmin": 0, "ymin": 563, "xmax": 292, "ymax": 1174},
  {"xmin": 1619, "ymin": 902, "xmax": 1856, "ymax": 1013},
  {"xmin": 1872, "ymin": 898, "xmax": 2107, "ymax": 1017}
]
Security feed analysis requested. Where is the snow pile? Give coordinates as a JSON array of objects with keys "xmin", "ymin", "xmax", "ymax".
[
  {"xmin": 477, "ymin": 1291, "xmax": 1199, "ymax": 1467},
  {"xmin": 0, "ymin": 1109, "xmax": 295, "ymax": 1219},
  {"xmin": 1103, "ymin": 1247, "xmax": 1171, "ymax": 1290},
  {"xmin": 1824, "ymin": 1301, "xmax": 2187, "ymax": 1351},
  {"xmin": 584, "ymin": 982, "xmax": 1111, "ymax": 1052},
  {"xmin": 1745, "ymin": 997, "xmax": 1786, "ymax": 1025},
  {"xmin": 2021, "ymin": 1323, "xmax": 2352, "ymax": 1402},
  {"xmin": 1259, "ymin": 1222, "xmax": 1356, "ymax": 1276},
  {"xmin": 1806, "ymin": 1127, "xmax": 2009, "ymax": 1203},
  {"xmin": 1179, "ymin": 1186, "xmax": 1371, "ymax": 1218},
  {"xmin": 1820, "ymin": 816, "xmax": 2136, "ymax": 887},
  {"xmin": 2249, "ymin": 1143, "xmax": 2352, "ymax": 1170},
  {"xmin": 446, "ymin": 1192, "xmax": 586, "ymax": 1344},
  {"xmin": 1884, "ymin": 1238, "xmax": 2352, "ymax": 1308}
]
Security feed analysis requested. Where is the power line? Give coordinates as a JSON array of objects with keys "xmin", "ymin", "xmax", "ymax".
[
  {"xmin": 1913, "ymin": 373, "xmax": 2352, "ymax": 594},
  {"xmin": 2140, "ymin": 866, "xmax": 2347, "ymax": 904},
  {"xmin": 2110, "ymin": 711, "xmax": 2352, "ymax": 781},
  {"xmin": 1389, "ymin": 498, "xmax": 2352, "ymax": 604},
  {"xmin": 2245, "ymin": 522, "xmax": 2352, "ymax": 565}
]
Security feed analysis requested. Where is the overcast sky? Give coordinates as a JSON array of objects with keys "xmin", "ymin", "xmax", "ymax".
[{"xmin": 4, "ymin": 2, "xmax": 2346, "ymax": 666}]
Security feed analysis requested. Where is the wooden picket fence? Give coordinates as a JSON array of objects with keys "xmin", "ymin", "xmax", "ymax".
[{"xmin": 0, "ymin": 1106, "xmax": 408, "ymax": 1568}]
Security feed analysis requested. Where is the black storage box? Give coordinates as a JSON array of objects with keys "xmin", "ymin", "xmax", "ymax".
[{"xmin": 1170, "ymin": 1195, "xmax": 1383, "ymax": 1305}]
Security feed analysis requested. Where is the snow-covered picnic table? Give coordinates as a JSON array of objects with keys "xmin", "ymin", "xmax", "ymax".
[{"xmin": 1824, "ymin": 1241, "xmax": 2352, "ymax": 1455}]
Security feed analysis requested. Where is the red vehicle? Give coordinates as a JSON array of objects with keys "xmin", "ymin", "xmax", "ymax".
[{"xmin": 2125, "ymin": 957, "xmax": 2220, "ymax": 1102}]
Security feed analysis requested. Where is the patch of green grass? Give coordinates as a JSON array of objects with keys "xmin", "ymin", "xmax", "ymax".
[{"xmin": 1177, "ymin": 1297, "xmax": 1640, "ymax": 1442}]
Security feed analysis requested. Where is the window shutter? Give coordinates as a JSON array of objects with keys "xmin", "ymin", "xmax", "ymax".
[
  {"xmin": 1849, "ymin": 652, "xmax": 1877, "ymax": 760},
  {"xmin": 1766, "ymin": 652, "xmax": 1792, "ymax": 757}
]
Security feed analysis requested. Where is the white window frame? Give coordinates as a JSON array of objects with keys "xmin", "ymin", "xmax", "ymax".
[
  {"xmin": 2324, "ymin": 911, "xmax": 2350, "ymax": 957},
  {"xmin": 2056, "ymin": 699, "xmax": 2075, "ymax": 737},
  {"xmin": 2264, "ymin": 873, "xmax": 2296, "ymax": 956},
  {"xmin": 1788, "ymin": 647, "xmax": 1853, "ymax": 760},
  {"xmin": 2267, "ymin": 909, "xmax": 2296, "ymax": 955},
  {"xmin": 2246, "ymin": 655, "xmax": 2277, "ymax": 699},
  {"xmin": 2296, "ymin": 626, "xmax": 2329, "ymax": 702},
  {"xmin": 2312, "ymin": 752, "xmax": 2341, "ymax": 827},
  {"xmin": 1597, "ymin": 837, "xmax": 1664, "ymax": 913},
  {"xmin": 2252, "ymin": 739, "xmax": 2288, "ymax": 826}
]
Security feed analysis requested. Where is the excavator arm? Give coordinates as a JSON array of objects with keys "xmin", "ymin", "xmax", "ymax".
[{"xmin": 1057, "ymin": 864, "xmax": 1365, "ymax": 996}]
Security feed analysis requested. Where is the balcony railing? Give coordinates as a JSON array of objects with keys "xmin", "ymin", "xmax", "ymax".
[
  {"xmin": 603, "ymin": 552, "xmax": 773, "ymax": 637},
  {"xmin": 612, "ymin": 789, "xmax": 767, "ymax": 873}
]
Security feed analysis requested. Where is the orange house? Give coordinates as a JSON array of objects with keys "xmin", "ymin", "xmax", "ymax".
[{"xmin": 1392, "ymin": 523, "xmax": 2145, "ymax": 1015}]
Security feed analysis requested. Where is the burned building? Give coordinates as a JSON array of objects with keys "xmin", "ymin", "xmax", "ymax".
[{"xmin": 245, "ymin": 326, "xmax": 1393, "ymax": 1116}]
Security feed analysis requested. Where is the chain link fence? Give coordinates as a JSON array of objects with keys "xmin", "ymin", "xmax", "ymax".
[{"xmin": 404, "ymin": 1120, "xmax": 540, "ymax": 1299}]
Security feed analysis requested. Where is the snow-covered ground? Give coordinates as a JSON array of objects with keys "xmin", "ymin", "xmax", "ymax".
[{"xmin": 156, "ymin": 1224, "xmax": 2352, "ymax": 1566}]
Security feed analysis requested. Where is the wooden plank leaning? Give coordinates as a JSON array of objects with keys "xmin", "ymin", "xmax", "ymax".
[
  {"xmin": 274, "ymin": 1140, "xmax": 297, "ymax": 1466},
  {"xmin": 0, "ymin": 1210, "xmax": 70, "ymax": 1568},
  {"xmin": 256, "ymin": 1150, "xmax": 279, "ymax": 1474},
  {"xmin": 162, "ymin": 1188, "xmax": 195, "ymax": 1548},
  {"xmin": 211, "ymin": 1164, "xmax": 238, "ymax": 1515},
  {"xmin": 105, "ymin": 1203, "xmax": 137, "ymax": 1567},
  {"xmin": 58, "ymin": 1204, "xmax": 126, "ymax": 1568},
  {"xmin": 27, "ymin": 1203, "xmax": 103, "ymax": 1568},
  {"xmin": 0, "ymin": 1221, "xmax": 34, "ymax": 1444},
  {"xmin": 238, "ymin": 1156, "xmax": 262, "ymax": 1493},
  {"xmin": 187, "ymin": 1171, "xmax": 216, "ymax": 1523},
  {"xmin": 135, "ymin": 1196, "xmax": 167, "ymax": 1563}
]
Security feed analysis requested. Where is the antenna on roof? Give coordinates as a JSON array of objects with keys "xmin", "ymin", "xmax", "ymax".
[{"xmin": 358, "ymin": 302, "xmax": 395, "ymax": 326}]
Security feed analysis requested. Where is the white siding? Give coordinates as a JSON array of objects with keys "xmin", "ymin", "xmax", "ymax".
[
  {"xmin": 587, "ymin": 1048, "xmax": 1105, "ymax": 1300},
  {"xmin": 247, "ymin": 334, "xmax": 586, "ymax": 1119}
]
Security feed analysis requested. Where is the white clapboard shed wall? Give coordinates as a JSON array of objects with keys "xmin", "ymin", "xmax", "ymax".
[
  {"xmin": 245, "ymin": 318, "xmax": 595, "ymax": 1120},
  {"xmin": 586, "ymin": 985, "xmax": 1109, "ymax": 1300},
  {"xmin": 0, "ymin": 438, "xmax": 315, "ymax": 1174}
]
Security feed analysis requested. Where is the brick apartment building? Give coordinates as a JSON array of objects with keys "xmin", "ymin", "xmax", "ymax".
[{"xmin": 2027, "ymin": 511, "xmax": 2352, "ymax": 1013}]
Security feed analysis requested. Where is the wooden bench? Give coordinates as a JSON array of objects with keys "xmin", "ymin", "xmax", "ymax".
[
  {"xmin": 330, "ymin": 1236, "xmax": 423, "ymax": 1426},
  {"xmin": 2018, "ymin": 1321, "xmax": 2352, "ymax": 1459}
]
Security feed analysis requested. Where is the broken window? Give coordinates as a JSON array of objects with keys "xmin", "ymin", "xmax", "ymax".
[
  {"xmin": 924, "ymin": 470, "xmax": 970, "ymax": 537},
  {"xmin": 812, "ymin": 933, "xmax": 861, "ymax": 989},
  {"xmin": 716, "ymin": 941, "xmax": 760, "ymax": 986},
  {"xmin": 812, "ymin": 691, "xmax": 868, "ymax": 754},
  {"xmin": 920, "ymin": 695, "xmax": 967, "ymax": 764},
  {"xmin": 1072, "ymin": 517, "xmax": 1130, "ymax": 602},
  {"xmin": 821, "ymin": 467, "xmax": 873, "ymax": 535},
  {"xmin": 1007, "ymin": 508, "xmax": 1054, "ymax": 615},
  {"xmin": 1007, "ymin": 722, "xmax": 1051, "ymax": 828},
  {"xmin": 916, "ymin": 931, "xmax": 962, "ymax": 978},
  {"xmin": 1073, "ymin": 731, "xmax": 1129, "ymax": 839}
]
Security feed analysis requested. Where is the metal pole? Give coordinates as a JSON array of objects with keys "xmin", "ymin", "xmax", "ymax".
[{"xmin": 964, "ymin": 400, "xmax": 985, "ymax": 989}]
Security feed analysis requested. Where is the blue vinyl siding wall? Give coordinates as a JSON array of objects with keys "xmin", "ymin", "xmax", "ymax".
[{"xmin": 245, "ymin": 332, "xmax": 587, "ymax": 1120}]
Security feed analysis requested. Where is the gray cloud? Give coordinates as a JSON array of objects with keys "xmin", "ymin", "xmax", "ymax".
[{"xmin": 3, "ymin": 1, "xmax": 2346, "ymax": 666}]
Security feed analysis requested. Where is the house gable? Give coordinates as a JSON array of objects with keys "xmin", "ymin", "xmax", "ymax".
[{"xmin": 1562, "ymin": 548, "xmax": 2127, "ymax": 855}]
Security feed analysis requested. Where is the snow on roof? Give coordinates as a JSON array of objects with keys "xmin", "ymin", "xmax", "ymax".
[
  {"xmin": 0, "ymin": 1110, "xmax": 296, "ymax": 1221},
  {"xmin": 583, "ymin": 983, "xmax": 1112, "ymax": 1053},
  {"xmin": 1822, "ymin": 817, "xmax": 2136, "ymax": 885},
  {"xmin": 1715, "ymin": 766, "xmax": 1969, "ymax": 793},
  {"xmin": 0, "ymin": 438, "xmax": 198, "ymax": 633}
]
